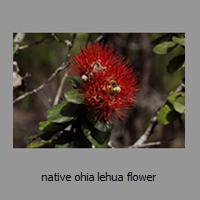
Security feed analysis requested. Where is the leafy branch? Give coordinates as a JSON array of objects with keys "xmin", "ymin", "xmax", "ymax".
[{"xmin": 129, "ymin": 82, "xmax": 185, "ymax": 148}]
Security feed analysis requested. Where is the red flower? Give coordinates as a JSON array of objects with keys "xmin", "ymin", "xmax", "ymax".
[{"xmin": 69, "ymin": 42, "xmax": 139, "ymax": 121}]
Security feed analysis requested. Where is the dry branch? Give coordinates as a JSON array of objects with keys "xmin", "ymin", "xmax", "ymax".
[
  {"xmin": 13, "ymin": 33, "xmax": 77, "ymax": 105},
  {"xmin": 13, "ymin": 62, "xmax": 68, "ymax": 104},
  {"xmin": 130, "ymin": 137, "xmax": 176, "ymax": 148},
  {"xmin": 129, "ymin": 116, "xmax": 158, "ymax": 148}
]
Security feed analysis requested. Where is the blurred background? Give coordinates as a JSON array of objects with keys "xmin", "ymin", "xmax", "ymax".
[{"xmin": 13, "ymin": 33, "xmax": 185, "ymax": 148}]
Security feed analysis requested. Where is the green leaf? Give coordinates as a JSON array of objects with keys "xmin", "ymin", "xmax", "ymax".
[
  {"xmin": 168, "ymin": 92, "xmax": 185, "ymax": 114},
  {"xmin": 27, "ymin": 139, "xmax": 54, "ymax": 148},
  {"xmin": 38, "ymin": 120, "xmax": 71, "ymax": 140},
  {"xmin": 157, "ymin": 104, "xmax": 181, "ymax": 125},
  {"xmin": 172, "ymin": 36, "xmax": 185, "ymax": 47},
  {"xmin": 39, "ymin": 120, "xmax": 52, "ymax": 131},
  {"xmin": 70, "ymin": 76, "xmax": 83, "ymax": 89},
  {"xmin": 167, "ymin": 92, "xmax": 184, "ymax": 103},
  {"xmin": 55, "ymin": 143, "xmax": 71, "ymax": 148},
  {"xmin": 13, "ymin": 43, "xmax": 17, "ymax": 54},
  {"xmin": 173, "ymin": 96, "xmax": 185, "ymax": 114},
  {"xmin": 64, "ymin": 89, "xmax": 84, "ymax": 104},
  {"xmin": 181, "ymin": 112, "xmax": 185, "ymax": 127},
  {"xmin": 81, "ymin": 118, "xmax": 112, "ymax": 148},
  {"xmin": 93, "ymin": 120, "xmax": 113, "ymax": 132},
  {"xmin": 47, "ymin": 101, "xmax": 82, "ymax": 123},
  {"xmin": 153, "ymin": 41, "xmax": 176, "ymax": 55},
  {"xmin": 28, "ymin": 134, "xmax": 40, "ymax": 143},
  {"xmin": 166, "ymin": 54, "xmax": 185, "ymax": 73},
  {"xmin": 157, "ymin": 92, "xmax": 185, "ymax": 125}
]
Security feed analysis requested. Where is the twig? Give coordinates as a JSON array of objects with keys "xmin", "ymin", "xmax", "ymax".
[
  {"xmin": 129, "ymin": 116, "xmax": 158, "ymax": 148},
  {"xmin": 13, "ymin": 33, "xmax": 26, "ymax": 55},
  {"xmin": 65, "ymin": 33, "xmax": 77, "ymax": 61},
  {"xmin": 14, "ymin": 33, "xmax": 26, "ymax": 44},
  {"xmin": 94, "ymin": 34, "xmax": 105, "ymax": 43},
  {"xmin": 13, "ymin": 34, "xmax": 77, "ymax": 105},
  {"xmin": 51, "ymin": 33, "xmax": 72, "ymax": 46},
  {"xmin": 53, "ymin": 33, "xmax": 77, "ymax": 105},
  {"xmin": 128, "ymin": 82, "xmax": 185, "ymax": 148},
  {"xmin": 130, "ymin": 137, "xmax": 176, "ymax": 148},
  {"xmin": 107, "ymin": 141, "xmax": 115, "ymax": 148},
  {"xmin": 86, "ymin": 33, "xmax": 104, "ymax": 45},
  {"xmin": 13, "ymin": 62, "xmax": 68, "ymax": 104},
  {"xmin": 53, "ymin": 72, "xmax": 68, "ymax": 105},
  {"xmin": 17, "ymin": 36, "xmax": 49, "ymax": 51}
]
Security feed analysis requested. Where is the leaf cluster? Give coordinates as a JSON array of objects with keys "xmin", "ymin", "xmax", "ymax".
[
  {"xmin": 153, "ymin": 34, "xmax": 185, "ymax": 126},
  {"xmin": 27, "ymin": 78, "xmax": 112, "ymax": 148}
]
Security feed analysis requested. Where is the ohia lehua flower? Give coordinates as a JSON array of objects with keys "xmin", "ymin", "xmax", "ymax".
[{"xmin": 69, "ymin": 42, "xmax": 139, "ymax": 121}]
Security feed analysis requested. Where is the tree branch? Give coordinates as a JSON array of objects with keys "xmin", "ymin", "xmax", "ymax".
[
  {"xmin": 53, "ymin": 33, "xmax": 77, "ymax": 105},
  {"xmin": 51, "ymin": 33, "xmax": 73, "ymax": 46},
  {"xmin": 13, "ymin": 33, "xmax": 77, "ymax": 105},
  {"xmin": 13, "ymin": 62, "xmax": 68, "ymax": 104},
  {"xmin": 128, "ymin": 116, "xmax": 158, "ymax": 148},
  {"xmin": 130, "ymin": 137, "xmax": 176, "ymax": 148},
  {"xmin": 128, "ymin": 81, "xmax": 185, "ymax": 148},
  {"xmin": 53, "ymin": 72, "xmax": 68, "ymax": 105}
]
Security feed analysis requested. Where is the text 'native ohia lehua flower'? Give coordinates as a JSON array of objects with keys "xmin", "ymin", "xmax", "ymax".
[{"xmin": 68, "ymin": 42, "xmax": 139, "ymax": 122}]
